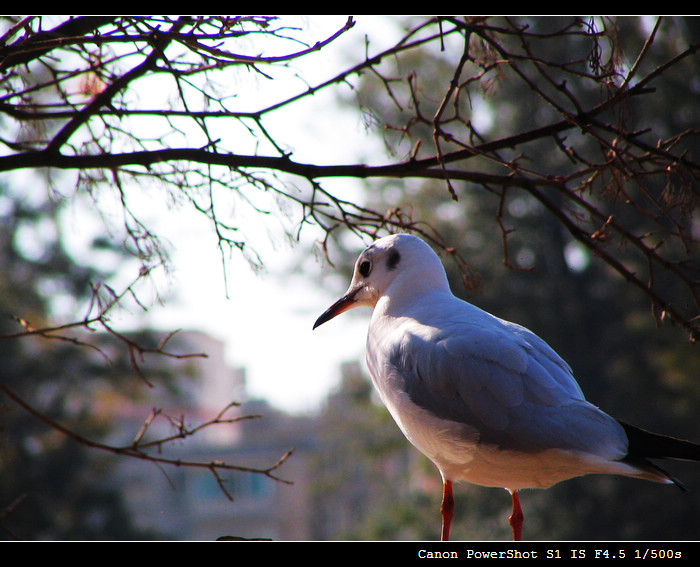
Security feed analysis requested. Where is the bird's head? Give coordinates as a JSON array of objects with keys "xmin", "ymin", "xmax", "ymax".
[{"xmin": 313, "ymin": 233, "xmax": 449, "ymax": 329}]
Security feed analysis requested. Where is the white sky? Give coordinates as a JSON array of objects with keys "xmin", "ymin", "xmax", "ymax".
[
  {"xmin": 118, "ymin": 16, "xmax": 403, "ymax": 414},
  {"xmin": 140, "ymin": 198, "xmax": 371, "ymax": 415},
  {"xmin": 8, "ymin": 17, "xmax": 416, "ymax": 415}
]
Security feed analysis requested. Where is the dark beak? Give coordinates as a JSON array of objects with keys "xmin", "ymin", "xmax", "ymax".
[{"xmin": 313, "ymin": 293, "xmax": 356, "ymax": 329}]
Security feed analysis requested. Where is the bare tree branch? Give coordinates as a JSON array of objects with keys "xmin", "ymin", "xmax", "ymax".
[
  {"xmin": 0, "ymin": 383, "xmax": 294, "ymax": 493},
  {"xmin": 2, "ymin": 17, "xmax": 700, "ymax": 518}
]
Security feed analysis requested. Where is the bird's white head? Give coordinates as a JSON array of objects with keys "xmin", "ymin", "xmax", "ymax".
[{"xmin": 313, "ymin": 233, "xmax": 449, "ymax": 329}]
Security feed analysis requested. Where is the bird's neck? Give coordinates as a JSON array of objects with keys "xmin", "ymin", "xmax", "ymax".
[{"xmin": 374, "ymin": 285, "xmax": 452, "ymax": 321}]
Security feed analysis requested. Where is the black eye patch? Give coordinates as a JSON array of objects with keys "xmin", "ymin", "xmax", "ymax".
[{"xmin": 387, "ymin": 251, "xmax": 401, "ymax": 270}]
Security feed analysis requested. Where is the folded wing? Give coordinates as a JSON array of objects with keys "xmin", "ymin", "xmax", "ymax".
[{"xmin": 392, "ymin": 313, "xmax": 628, "ymax": 461}]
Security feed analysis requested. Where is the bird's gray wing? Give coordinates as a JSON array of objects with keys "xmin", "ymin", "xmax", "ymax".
[{"xmin": 391, "ymin": 317, "xmax": 627, "ymax": 458}]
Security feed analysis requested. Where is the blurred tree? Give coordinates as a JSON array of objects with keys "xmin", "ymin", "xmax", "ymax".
[
  {"xmin": 1, "ymin": 16, "xmax": 700, "ymax": 541},
  {"xmin": 0, "ymin": 186, "xmax": 160, "ymax": 539},
  {"xmin": 2, "ymin": 16, "xmax": 699, "ymax": 336},
  {"xmin": 343, "ymin": 16, "xmax": 700, "ymax": 540}
]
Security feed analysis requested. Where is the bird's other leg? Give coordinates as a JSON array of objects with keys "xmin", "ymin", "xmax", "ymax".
[
  {"xmin": 509, "ymin": 490, "xmax": 523, "ymax": 541},
  {"xmin": 440, "ymin": 480, "xmax": 454, "ymax": 541}
]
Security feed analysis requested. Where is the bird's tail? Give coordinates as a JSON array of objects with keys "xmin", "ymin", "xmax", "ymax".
[{"xmin": 619, "ymin": 421, "xmax": 700, "ymax": 492}]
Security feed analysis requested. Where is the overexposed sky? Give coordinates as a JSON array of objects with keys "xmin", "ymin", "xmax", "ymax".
[
  {"xmin": 12, "ymin": 17, "xmax": 414, "ymax": 415},
  {"xmin": 146, "ymin": 210, "xmax": 370, "ymax": 415},
  {"xmin": 125, "ymin": 17, "xmax": 403, "ymax": 414}
]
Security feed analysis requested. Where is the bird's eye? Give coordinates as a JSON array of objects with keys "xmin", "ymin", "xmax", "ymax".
[{"xmin": 359, "ymin": 260, "xmax": 371, "ymax": 277}]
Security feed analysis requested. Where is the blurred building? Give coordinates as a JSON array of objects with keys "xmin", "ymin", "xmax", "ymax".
[
  {"xmin": 96, "ymin": 330, "xmax": 418, "ymax": 541},
  {"xmin": 102, "ymin": 330, "xmax": 317, "ymax": 540}
]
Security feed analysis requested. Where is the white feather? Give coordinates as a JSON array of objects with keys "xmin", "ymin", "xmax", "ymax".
[{"xmin": 316, "ymin": 233, "xmax": 673, "ymax": 493}]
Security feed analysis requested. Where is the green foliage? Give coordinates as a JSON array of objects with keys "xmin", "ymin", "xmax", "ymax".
[
  {"xmin": 0, "ymin": 185, "xmax": 158, "ymax": 540},
  {"xmin": 337, "ymin": 16, "xmax": 700, "ymax": 541}
]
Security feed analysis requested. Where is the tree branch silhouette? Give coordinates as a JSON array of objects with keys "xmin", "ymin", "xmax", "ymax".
[{"xmin": 2, "ymin": 17, "xmax": 700, "ymax": 522}]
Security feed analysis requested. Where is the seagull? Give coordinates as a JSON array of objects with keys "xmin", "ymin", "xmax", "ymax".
[{"xmin": 313, "ymin": 233, "xmax": 700, "ymax": 541}]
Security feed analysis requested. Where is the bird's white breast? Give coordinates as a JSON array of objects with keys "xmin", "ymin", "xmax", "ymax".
[{"xmin": 365, "ymin": 291, "xmax": 632, "ymax": 490}]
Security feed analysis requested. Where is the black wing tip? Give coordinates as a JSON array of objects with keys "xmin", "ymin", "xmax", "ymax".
[
  {"xmin": 619, "ymin": 421, "xmax": 700, "ymax": 463},
  {"xmin": 619, "ymin": 420, "xmax": 700, "ymax": 492}
]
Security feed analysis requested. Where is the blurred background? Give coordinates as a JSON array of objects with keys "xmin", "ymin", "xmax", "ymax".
[{"xmin": 1, "ymin": 16, "xmax": 700, "ymax": 541}]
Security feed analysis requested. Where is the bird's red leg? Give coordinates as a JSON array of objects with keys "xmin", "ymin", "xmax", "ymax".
[
  {"xmin": 509, "ymin": 490, "xmax": 523, "ymax": 541},
  {"xmin": 440, "ymin": 480, "xmax": 454, "ymax": 541}
]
